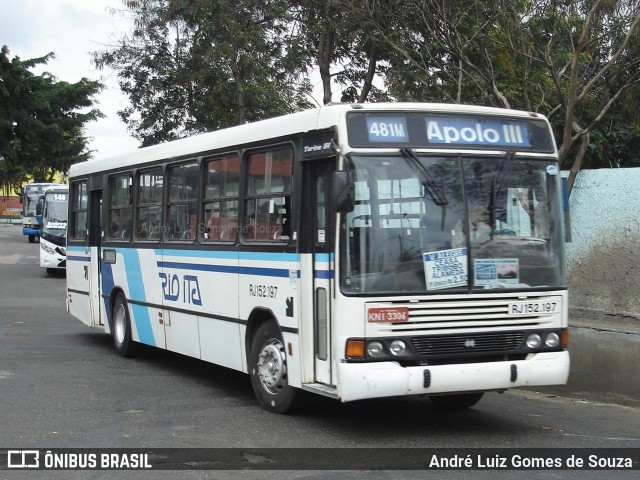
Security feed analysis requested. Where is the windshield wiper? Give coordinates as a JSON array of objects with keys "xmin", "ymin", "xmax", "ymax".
[
  {"xmin": 400, "ymin": 148, "xmax": 448, "ymax": 206},
  {"xmin": 489, "ymin": 152, "xmax": 515, "ymax": 231}
]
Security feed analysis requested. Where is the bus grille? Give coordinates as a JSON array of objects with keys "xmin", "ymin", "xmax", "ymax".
[
  {"xmin": 367, "ymin": 293, "xmax": 561, "ymax": 334},
  {"xmin": 411, "ymin": 331, "xmax": 523, "ymax": 355}
]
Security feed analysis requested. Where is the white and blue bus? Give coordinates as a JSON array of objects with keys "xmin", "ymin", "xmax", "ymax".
[
  {"xmin": 66, "ymin": 103, "xmax": 569, "ymax": 413},
  {"xmin": 40, "ymin": 185, "xmax": 68, "ymax": 275},
  {"xmin": 22, "ymin": 182, "xmax": 60, "ymax": 242}
]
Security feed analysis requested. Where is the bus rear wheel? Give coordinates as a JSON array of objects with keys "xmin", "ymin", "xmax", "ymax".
[
  {"xmin": 249, "ymin": 320, "xmax": 299, "ymax": 414},
  {"xmin": 112, "ymin": 293, "xmax": 141, "ymax": 357},
  {"xmin": 428, "ymin": 392, "xmax": 484, "ymax": 410}
]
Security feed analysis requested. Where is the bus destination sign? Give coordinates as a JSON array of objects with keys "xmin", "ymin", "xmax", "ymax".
[
  {"xmin": 365, "ymin": 117, "xmax": 409, "ymax": 143},
  {"xmin": 426, "ymin": 117, "xmax": 530, "ymax": 147},
  {"xmin": 347, "ymin": 111, "xmax": 554, "ymax": 152}
]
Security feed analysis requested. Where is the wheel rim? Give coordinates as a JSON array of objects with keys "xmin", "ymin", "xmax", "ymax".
[
  {"xmin": 257, "ymin": 339, "xmax": 287, "ymax": 395},
  {"xmin": 113, "ymin": 303, "xmax": 126, "ymax": 346}
]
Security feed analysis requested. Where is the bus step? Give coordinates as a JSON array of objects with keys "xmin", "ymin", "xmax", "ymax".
[{"xmin": 301, "ymin": 383, "xmax": 338, "ymax": 398}]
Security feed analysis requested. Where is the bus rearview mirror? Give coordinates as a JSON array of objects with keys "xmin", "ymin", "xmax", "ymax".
[{"xmin": 333, "ymin": 170, "xmax": 355, "ymax": 213}]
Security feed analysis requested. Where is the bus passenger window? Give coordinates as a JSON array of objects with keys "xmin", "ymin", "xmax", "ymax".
[
  {"xmin": 136, "ymin": 169, "xmax": 163, "ymax": 241},
  {"xmin": 244, "ymin": 148, "xmax": 292, "ymax": 242},
  {"xmin": 167, "ymin": 162, "xmax": 198, "ymax": 242},
  {"xmin": 70, "ymin": 181, "xmax": 88, "ymax": 241},
  {"xmin": 108, "ymin": 173, "xmax": 133, "ymax": 241},
  {"xmin": 203, "ymin": 155, "xmax": 240, "ymax": 242}
]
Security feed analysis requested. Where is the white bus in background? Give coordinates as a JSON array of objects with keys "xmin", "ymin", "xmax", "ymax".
[
  {"xmin": 66, "ymin": 103, "xmax": 569, "ymax": 413},
  {"xmin": 40, "ymin": 185, "xmax": 68, "ymax": 275}
]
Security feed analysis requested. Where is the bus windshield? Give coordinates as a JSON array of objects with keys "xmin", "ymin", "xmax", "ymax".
[
  {"xmin": 341, "ymin": 153, "xmax": 565, "ymax": 294},
  {"xmin": 23, "ymin": 185, "xmax": 48, "ymax": 217},
  {"xmin": 42, "ymin": 192, "xmax": 68, "ymax": 236}
]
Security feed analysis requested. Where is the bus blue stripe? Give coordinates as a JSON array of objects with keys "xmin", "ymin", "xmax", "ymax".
[
  {"xmin": 101, "ymin": 263, "xmax": 115, "ymax": 321},
  {"xmin": 160, "ymin": 249, "xmax": 300, "ymax": 262},
  {"xmin": 238, "ymin": 252, "xmax": 300, "ymax": 262},
  {"xmin": 68, "ymin": 255, "xmax": 90, "ymax": 262},
  {"xmin": 157, "ymin": 261, "xmax": 300, "ymax": 278},
  {"xmin": 314, "ymin": 269, "xmax": 333, "ymax": 279},
  {"xmin": 121, "ymin": 249, "xmax": 155, "ymax": 346}
]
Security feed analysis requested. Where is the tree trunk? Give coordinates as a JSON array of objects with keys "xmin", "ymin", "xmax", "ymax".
[
  {"xmin": 230, "ymin": 54, "xmax": 246, "ymax": 124},
  {"xmin": 318, "ymin": 27, "xmax": 335, "ymax": 105},
  {"xmin": 358, "ymin": 44, "xmax": 377, "ymax": 103},
  {"xmin": 567, "ymin": 130, "xmax": 590, "ymax": 195}
]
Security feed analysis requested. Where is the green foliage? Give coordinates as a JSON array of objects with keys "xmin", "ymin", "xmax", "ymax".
[
  {"xmin": 95, "ymin": 0, "xmax": 312, "ymax": 146},
  {"xmin": 351, "ymin": 0, "xmax": 640, "ymax": 178},
  {"xmin": 0, "ymin": 45, "xmax": 103, "ymax": 193},
  {"xmin": 97, "ymin": 0, "xmax": 640, "ymax": 173}
]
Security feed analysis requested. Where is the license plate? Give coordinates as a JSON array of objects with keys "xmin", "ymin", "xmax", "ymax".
[
  {"xmin": 508, "ymin": 300, "xmax": 559, "ymax": 316},
  {"xmin": 367, "ymin": 307, "xmax": 410, "ymax": 323}
]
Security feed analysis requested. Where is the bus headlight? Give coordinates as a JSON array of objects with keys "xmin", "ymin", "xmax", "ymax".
[
  {"xmin": 41, "ymin": 243, "xmax": 56, "ymax": 255},
  {"xmin": 389, "ymin": 340, "xmax": 407, "ymax": 356},
  {"xmin": 367, "ymin": 341, "xmax": 384, "ymax": 357},
  {"xmin": 526, "ymin": 333, "xmax": 542, "ymax": 349},
  {"xmin": 544, "ymin": 332, "xmax": 560, "ymax": 348}
]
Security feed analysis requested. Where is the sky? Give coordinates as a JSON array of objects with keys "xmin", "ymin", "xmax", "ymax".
[
  {"xmin": 1, "ymin": 0, "xmax": 140, "ymax": 161},
  {"xmin": 1, "ymin": 0, "xmax": 333, "ymax": 165}
]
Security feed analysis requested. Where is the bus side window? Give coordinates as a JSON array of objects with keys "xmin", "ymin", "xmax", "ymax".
[
  {"xmin": 244, "ymin": 148, "xmax": 292, "ymax": 242},
  {"xmin": 108, "ymin": 173, "xmax": 133, "ymax": 241},
  {"xmin": 202, "ymin": 154, "xmax": 240, "ymax": 242},
  {"xmin": 70, "ymin": 181, "xmax": 88, "ymax": 241},
  {"xmin": 136, "ymin": 169, "xmax": 163, "ymax": 242}
]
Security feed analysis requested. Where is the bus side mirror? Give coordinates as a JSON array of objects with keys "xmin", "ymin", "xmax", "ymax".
[{"xmin": 333, "ymin": 170, "xmax": 355, "ymax": 213}]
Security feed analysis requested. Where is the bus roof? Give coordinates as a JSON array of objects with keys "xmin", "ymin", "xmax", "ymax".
[
  {"xmin": 43, "ymin": 185, "xmax": 69, "ymax": 194},
  {"xmin": 70, "ymin": 103, "xmax": 549, "ymax": 177}
]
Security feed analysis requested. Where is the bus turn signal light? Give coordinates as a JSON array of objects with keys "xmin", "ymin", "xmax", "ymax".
[
  {"xmin": 345, "ymin": 339, "xmax": 365, "ymax": 359},
  {"xmin": 561, "ymin": 329, "xmax": 569, "ymax": 348}
]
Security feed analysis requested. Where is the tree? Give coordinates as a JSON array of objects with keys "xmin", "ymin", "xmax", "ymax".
[
  {"xmin": 289, "ymin": 0, "xmax": 393, "ymax": 105},
  {"xmin": 0, "ymin": 45, "xmax": 103, "ymax": 193},
  {"xmin": 95, "ymin": 0, "xmax": 313, "ymax": 146},
  {"xmin": 352, "ymin": 0, "xmax": 640, "ymax": 194}
]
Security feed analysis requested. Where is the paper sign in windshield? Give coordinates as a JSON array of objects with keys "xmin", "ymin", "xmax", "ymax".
[
  {"xmin": 46, "ymin": 221, "xmax": 67, "ymax": 230},
  {"xmin": 474, "ymin": 258, "xmax": 519, "ymax": 286},
  {"xmin": 424, "ymin": 248, "xmax": 468, "ymax": 291}
]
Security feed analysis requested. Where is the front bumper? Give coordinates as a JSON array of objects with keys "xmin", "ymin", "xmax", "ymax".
[
  {"xmin": 337, "ymin": 350, "xmax": 570, "ymax": 402},
  {"xmin": 23, "ymin": 226, "xmax": 40, "ymax": 236},
  {"xmin": 41, "ymin": 256, "xmax": 66, "ymax": 269}
]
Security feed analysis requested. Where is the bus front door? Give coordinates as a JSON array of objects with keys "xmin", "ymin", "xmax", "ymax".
[{"xmin": 303, "ymin": 158, "xmax": 335, "ymax": 386}]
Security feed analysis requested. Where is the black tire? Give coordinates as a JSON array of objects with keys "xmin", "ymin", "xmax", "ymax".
[
  {"xmin": 249, "ymin": 320, "xmax": 299, "ymax": 413},
  {"xmin": 28, "ymin": 235, "xmax": 35, "ymax": 243},
  {"xmin": 111, "ymin": 293, "xmax": 141, "ymax": 357},
  {"xmin": 46, "ymin": 268, "xmax": 56, "ymax": 276},
  {"xmin": 428, "ymin": 392, "xmax": 484, "ymax": 410}
]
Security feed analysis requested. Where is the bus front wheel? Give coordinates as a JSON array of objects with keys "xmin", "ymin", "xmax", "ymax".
[
  {"xmin": 112, "ymin": 294, "xmax": 141, "ymax": 357},
  {"xmin": 249, "ymin": 320, "xmax": 299, "ymax": 414},
  {"xmin": 428, "ymin": 392, "xmax": 484, "ymax": 410}
]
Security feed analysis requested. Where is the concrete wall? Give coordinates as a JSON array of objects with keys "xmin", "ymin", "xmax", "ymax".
[
  {"xmin": 537, "ymin": 169, "xmax": 640, "ymax": 406},
  {"xmin": 567, "ymin": 168, "xmax": 640, "ymax": 321}
]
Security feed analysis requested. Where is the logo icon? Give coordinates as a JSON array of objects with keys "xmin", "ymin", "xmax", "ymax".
[
  {"xmin": 464, "ymin": 339, "xmax": 476, "ymax": 348},
  {"xmin": 8, "ymin": 450, "xmax": 40, "ymax": 468}
]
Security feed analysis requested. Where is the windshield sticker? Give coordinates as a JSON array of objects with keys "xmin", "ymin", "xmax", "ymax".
[
  {"xmin": 46, "ymin": 221, "xmax": 67, "ymax": 230},
  {"xmin": 423, "ymin": 248, "xmax": 468, "ymax": 290},
  {"xmin": 474, "ymin": 259, "xmax": 519, "ymax": 286}
]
